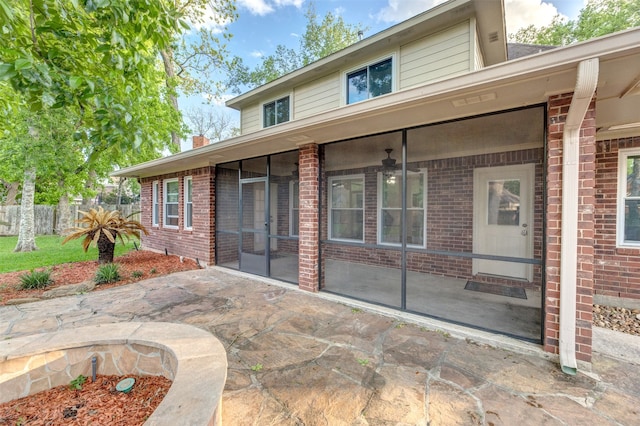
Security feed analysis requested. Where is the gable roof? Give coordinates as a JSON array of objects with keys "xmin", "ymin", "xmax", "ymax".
[
  {"xmin": 226, "ymin": 0, "xmax": 506, "ymax": 111},
  {"xmin": 507, "ymin": 43, "xmax": 557, "ymax": 60}
]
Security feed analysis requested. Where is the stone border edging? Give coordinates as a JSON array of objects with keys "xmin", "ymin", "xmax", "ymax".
[{"xmin": 0, "ymin": 322, "xmax": 227, "ymax": 426}]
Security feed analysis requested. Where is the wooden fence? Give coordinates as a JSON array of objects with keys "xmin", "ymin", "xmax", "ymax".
[{"xmin": 0, "ymin": 204, "xmax": 141, "ymax": 236}]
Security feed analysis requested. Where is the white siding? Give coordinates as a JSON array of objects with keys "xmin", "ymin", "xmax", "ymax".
[
  {"xmin": 294, "ymin": 73, "xmax": 341, "ymax": 119},
  {"xmin": 240, "ymin": 104, "xmax": 260, "ymax": 135},
  {"xmin": 399, "ymin": 21, "xmax": 471, "ymax": 89},
  {"xmin": 474, "ymin": 26, "xmax": 484, "ymax": 70}
]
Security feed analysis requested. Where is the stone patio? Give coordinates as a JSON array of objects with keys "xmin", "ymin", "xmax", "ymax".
[{"xmin": 1, "ymin": 267, "xmax": 639, "ymax": 424}]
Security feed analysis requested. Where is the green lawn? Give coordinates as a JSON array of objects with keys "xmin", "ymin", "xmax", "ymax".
[{"xmin": 0, "ymin": 235, "xmax": 137, "ymax": 274}]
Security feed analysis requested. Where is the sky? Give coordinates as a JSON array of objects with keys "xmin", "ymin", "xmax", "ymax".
[{"xmin": 180, "ymin": 0, "xmax": 585, "ymax": 150}]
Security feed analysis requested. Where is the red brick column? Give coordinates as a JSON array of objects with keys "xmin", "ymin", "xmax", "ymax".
[
  {"xmin": 298, "ymin": 144, "xmax": 320, "ymax": 292},
  {"xmin": 209, "ymin": 166, "xmax": 216, "ymax": 266},
  {"xmin": 546, "ymin": 93, "xmax": 596, "ymax": 362}
]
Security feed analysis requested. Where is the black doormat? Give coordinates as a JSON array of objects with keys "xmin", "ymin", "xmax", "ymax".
[{"xmin": 464, "ymin": 281, "xmax": 527, "ymax": 299}]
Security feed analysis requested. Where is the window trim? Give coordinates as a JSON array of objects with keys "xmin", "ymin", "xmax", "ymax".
[
  {"xmin": 289, "ymin": 180, "xmax": 299, "ymax": 237},
  {"xmin": 184, "ymin": 176, "xmax": 193, "ymax": 230},
  {"xmin": 343, "ymin": 53, "xmax": 396, "ymax": 105},
  {"xmin": 262, "ymin": 94, "xmax": 292, "ymax": 128},
  {"xmin": 328, "ymin": 174, "xmax": 365, "ymax": 243},
  {"xmin": 152, "ymin": 180, "xmax": 159, "ymax": 227},
  {"xmin": 377, "ymin": 169, "xmax": 427, "ymax": 248},
  {"xmin": 617, "ymin": 148, "xmax": 640, "ymax": 247},
  {"xmin": 163, "ymin": 178, "xmax": 179, "ymax": 229}
]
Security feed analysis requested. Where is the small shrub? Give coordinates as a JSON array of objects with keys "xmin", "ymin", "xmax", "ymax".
[
  {"xmin": 131, "ymin": 270, "xmax": 144, "ymax": 278},
  {"xmin": 150, "ymin": 267, "xmax": 157, "ymax": 274},
  {"xmin": 94, "ymin": 263, "xmax": 121, "ymax": 284},
  {"xmin": 19, "ymin": 269, "xmax": 53, "ymax": 290},
  {"xmin": 69, "ymin": 374, "xmax": 87, "ymax": 390}
]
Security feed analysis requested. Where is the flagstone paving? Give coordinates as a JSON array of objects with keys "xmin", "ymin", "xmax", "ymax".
[{"xmin": 1, "ymin": 268, "xmax": 639, "ymax": 425}]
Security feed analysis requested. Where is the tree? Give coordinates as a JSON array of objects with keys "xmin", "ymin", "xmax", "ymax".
[
  {"xmin": 184, "ymin": 107, "xmax": 238, "ymax": 141},
  {"xmin": 227, "ymin": 2, "xmax": 366, "ymax": 92},
  {"xmin": 512, "ymin": 0, "xmax": 640, "ymax": 45},
  {"xmin": 160, "ymin": 0, "xmax": 237, "ymax": 147},
  {"xmin": 62, "ymin": 207, "xmax": 149, "ymax": 264},
  {"xmin": 0, "ymin": 0, "xmax": 184, "ymax": 155}
]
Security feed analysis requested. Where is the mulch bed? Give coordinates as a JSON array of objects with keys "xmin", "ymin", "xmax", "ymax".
[
  {"xmin": 0, "ymin": 250, "xmax": 200, "ymax": 305},
  {"xmin": 0, "ymin": 374, "xmax": 172, "ymax": 425}
]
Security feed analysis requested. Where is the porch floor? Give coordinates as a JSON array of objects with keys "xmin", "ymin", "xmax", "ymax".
[
  {"xmin": 324, "ymin": 260, "xmax": 542, "ymax": 342},
  {"xmin": 221, "ymin": 257, "xmax": 542, "ymax": 342}
]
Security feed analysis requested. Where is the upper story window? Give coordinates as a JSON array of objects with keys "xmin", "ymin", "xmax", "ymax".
[
  {"xmin": 164, "ymin": 178, "xmax": 179, "ymax": 229},
  {"xmin": 263, "ymin": 96, "xmax": 290, "ymax": 127},
  {"xmin": 347, "ymin": 57, "xmax": 393, "ymax": 105},
  {"xmin": 152, "ymin": 180, "xmax": 159, "ymax": 226},
  {"xmin": 329, "ymin": 175, "xmax": 364, "ymax": 242},
  {"xmin": 618, "ymin": 148, "xmax": 640, "ymax": 246}
]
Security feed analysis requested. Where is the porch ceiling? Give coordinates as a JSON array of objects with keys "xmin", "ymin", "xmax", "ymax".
[{"xmin": 113, "ymin": 28, "xmax": 640, "ymax": 179}]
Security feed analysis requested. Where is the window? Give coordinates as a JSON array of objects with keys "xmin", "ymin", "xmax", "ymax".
[
  {"xmin": 184, "ymin": 176, "xmax": 193, "ymax": 230},
  {"xmin": 263, "ymin": 96, "xmax": 290, "ymax": 127},
  {"xmin": 152, "ymin": 180, "xmax": 159, "ymax": 226},
  {"xmin": 164, "ymin": 178, "xmax": 179, "ymax": 228},
  {"xmin": 290, "ymin": 180, "xmax": 299, "ymax": 236},
  {"xmin": 379, "ymin": 171, "xmax": 426, "ymax": 246},
  {"xmin": 347, "ymin": 57, "xmax": 393, "ymax": 104},
  {"xmin": 618, "ymin": 149, "xmax": 640, "ymax": 245},
  {"xmin": 329, "ymin": 175, "xmax": 364, "ymax": 241}
]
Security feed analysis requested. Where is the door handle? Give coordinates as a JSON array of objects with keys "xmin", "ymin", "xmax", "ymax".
[{"xmin": 521, "ymin": 229, "xmax": 528, "ymax": 236}]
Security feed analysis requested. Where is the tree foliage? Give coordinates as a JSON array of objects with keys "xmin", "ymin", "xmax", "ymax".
[
  {"xmin": 227, "ymin": 2, "xmax": 366, "ymax": 92},
  {"xmin": 512, "ymin": 0, "xmax": 640, "ymax": 45},
  {"xmin": 0, "ymin": 0, "xmax": 184, "ymax": 154}
]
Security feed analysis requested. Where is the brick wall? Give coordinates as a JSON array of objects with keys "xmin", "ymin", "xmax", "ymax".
[
  {"xmin": 594, "ymin": 136, "xmax": 640, "ymax": 299},
  {"xmin": 545, "ymin": 93, "xmax": 596, "ymax": 362},
  {"xmin": 140, "ymin": 166, "xmax": 215, "ymax": 265}
]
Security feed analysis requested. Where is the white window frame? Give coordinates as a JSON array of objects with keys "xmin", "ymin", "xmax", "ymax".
[
  {"xmin": 184, "ymin": 176, "xmax": 193, "ymax": 230},
  {"xmin": 289, "ymin": 180, "xmax": 299, "ymax": 237},
  {"xmin": 163, "ymin": 178, "xmax": 179, "ymax": 229},
  {"xmin": 617, "ymin": 148, "xmax": 640, "ymax": 247},
  {"xmin": 262, "ymin": 94, "xmax": 292, "ymax": 128},
  {"xmin": 343, "ymin": 53, "xmax": 396, "ymax": 105},
  {"xmin": 152, "ymin": 180, "xmax": 159, "ymax": 227},
  {"xmin": 377, "ymin": 170, "xmax": 427, "ymax": 248},
  {"xmin": 328, "ymin": 174, "xmax": 365, "ymax": 243}
]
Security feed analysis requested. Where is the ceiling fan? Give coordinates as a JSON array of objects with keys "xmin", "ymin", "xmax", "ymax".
[{"xmin": 380, "ymin": 148, "xmax": 419, "ymax": 178}]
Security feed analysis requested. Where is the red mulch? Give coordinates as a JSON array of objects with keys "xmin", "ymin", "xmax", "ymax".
[
  {"xmin": 0, "ymin": 251, "xmax": 199, "ymax": 424},
  {"xmin": 0, "ymin": 250, "xmax": 201, "ymax": 305},
  {"xmin": 0, "ymin": 374, "xmax": 172, "ymax": 425}
]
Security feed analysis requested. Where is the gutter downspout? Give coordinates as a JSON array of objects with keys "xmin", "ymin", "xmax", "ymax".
[{"xmin": 559, "ymin": 58, "xmax": 599, "ymax": 375}]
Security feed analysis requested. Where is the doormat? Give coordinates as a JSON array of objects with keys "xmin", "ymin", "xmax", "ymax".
[{"xmin": 464, "ymin": 281, "xmax": 527, "ymax": 299}]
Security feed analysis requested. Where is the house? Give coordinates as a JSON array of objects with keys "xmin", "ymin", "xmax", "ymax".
[{"xmin": 113, "ymin": 0, "xmax": 640, "ymax": 374}]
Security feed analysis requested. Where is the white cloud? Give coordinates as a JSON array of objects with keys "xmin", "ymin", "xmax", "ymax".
[
  {"xmin": 372, "ymin": 0, "xmax": 447, "ymax": 23},
  {"xmin": 334, "ymin": 6, "xmax": 346, "ymax": 16},
  {"xmin": 274, "ymin": 0, "xmax": 304, "ymax": 7},
  {"xmin": 185, "ymin": 5, "xmax": 233, "ymax": 32},
  {"xmin": 237, "ymin": 0, "xmax": 275, "ymax": 16},
  {"xmin": 250, "ymin": 50, "xmax": 264, "ymax": 58},
  {"xmin": 237, "ymin": 0, "xmax": 304, "ymax": 16},
  {"xmin": 290, "ymin": 32, "xmax": 300, "ymax": 38},
  {"xmin": 504, "ymin": 0, "xmax": 566, "ymax": 36}
]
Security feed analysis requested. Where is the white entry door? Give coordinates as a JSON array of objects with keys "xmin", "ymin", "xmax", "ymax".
[{"xmin": 473, "ymin": 164, "xmax": 534, "ymax": 281}]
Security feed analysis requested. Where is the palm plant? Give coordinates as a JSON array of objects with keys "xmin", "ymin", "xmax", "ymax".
[{"xmin": 62, "ymin": 207, "xmax": 149, "ymax": 264}]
